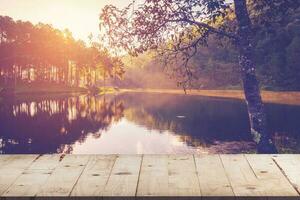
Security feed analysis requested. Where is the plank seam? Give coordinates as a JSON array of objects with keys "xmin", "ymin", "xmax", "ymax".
[
  {"xmin": 272, "ymin": 156, "xmax": 300, "ymax": 196},
  {"xmin": 32, "ymin": 155, "xmax": 62, "ymax": 197},
  {"xmin": 244, "ymin": 154, "xmax": 259, "ymax": 179},
  {"xmin": 167, "ymin": 155, "xmax": 170, "ymax": 196},
  {"xmin": 219, "ymin": 155, "xmax": 237, "ymax": 197},
  {"xmin": 35, "ymin": 154, "xmax": 43, "ymax": 161},
  {"xmin": 135, "ymin": 154, "xmax": 144, "ymax": 197},
  {"xmin": 102, "ymin": 155, "xmax": 118, "ymax": 194},
  {"xmin": 68, "ymin": 155, "xmax": 91, "ymax": 197},
  {"xmin": 192, "ymin": 155, "xmax": 202, "ymax": 196}
]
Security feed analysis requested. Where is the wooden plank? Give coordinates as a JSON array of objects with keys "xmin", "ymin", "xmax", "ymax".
[
  {"xmin": 36, "ymin": 155, "xmax": 90, "ymax": 196},
  {"xmin": 221, "ymin": 154, "xmax": 264, "ymax": 196},
  {"xmin": 273, "ymin": 154, "xmax": 300, "ymax": 194},
  {"xmin": 102, "ymin": 155, "xmax": 142, "ymax": 197},
  {"xmin": 70, "ymin": 155, "xmax": 116, "ymax": 196},
  {"xmin": 245, "ymin": 154, "xmax": 298, "ymax": 196},
  {"xmin": 221, "ymin": 154, "xmax": 299, "ymax": 198},
  {"xmin": 0, "ymin": 155, "xmax": 38, "ymax": 195},
  {"xmin": 194, "ymin": 155, "xmax": 234, "ymax": 196},
  {"xmin": 2, "ymin": 155, "xmax": 61, "ymax": 197},
  {"xmin": 0, "ymin": 154, "xmax": 299, "ymax": 198},
  {"xmin": 138, "ymin": 155, "xmax": 207, "ymax": 197},
  {"xmin": 167, "ymin": 155, "xmax": 201, "ymax": 196},
  {"xmin": 137, "ymin": 155, "xmax": 169, "ymax": 196}
]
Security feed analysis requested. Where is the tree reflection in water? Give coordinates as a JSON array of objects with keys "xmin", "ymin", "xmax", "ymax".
[
  {"xmin": 1, "ymin": 93, "xmax": 300, "ymax": 154},
  {"xmin": 0, "ymin": 95, "xmax": 124, "ymax": 154}
]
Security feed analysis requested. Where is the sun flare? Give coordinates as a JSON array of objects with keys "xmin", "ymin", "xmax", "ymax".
[{"xmin": 0, "ymin": 0, "xmax": 129, "ymax": 41}]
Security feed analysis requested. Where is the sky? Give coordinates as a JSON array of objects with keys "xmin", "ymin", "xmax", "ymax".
[{"xmin": 0, "ymin": 0, "xmax": 130, "ymax": 42}]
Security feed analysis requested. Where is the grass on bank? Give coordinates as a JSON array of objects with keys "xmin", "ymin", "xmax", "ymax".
[
  {"xmin": 98, "ymin": 87, "xmax": 119, "ymax": 95},
  {"xmin": 0, "ymin": 83, "xmax": 87, "ymax": 95},
  {"xmin": 1, "ymin": 83, "xmax": 300, "ymax": 106},
  {"xmin": 0, "ymin": 83, "xmax": 120, "ymax": 96},
  {"xmin": 120, "ymin": 88, "xmax": 300, "ymax": 106}
]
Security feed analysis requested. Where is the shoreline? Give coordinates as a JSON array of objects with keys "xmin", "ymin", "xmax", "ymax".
[
  {"xmin": 0, "ymin": 84, "xmax": 88, "ymax": 96},
  {"xmin": 119, "ymin": 88, "xmax": 300, "ymax": 106},
  {"xmin": 1, "ymin": 87, "xmax": 300, "ymax": 106}
]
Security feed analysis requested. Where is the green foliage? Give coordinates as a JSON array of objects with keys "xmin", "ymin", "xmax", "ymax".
[
  {"xmin": 121, "ymin": 2, "xmax": 300, "ymax": 90},
  {"xmin": 191, "ymin": 3, "xmax": 300, "ymax": 90},
  {"xmin": 99, "ymin": 0, "xmax": 300, "ymax": 91},
  {"xmin": 252, "ymin": 7, "xmax": 300, "ymax": 90}
]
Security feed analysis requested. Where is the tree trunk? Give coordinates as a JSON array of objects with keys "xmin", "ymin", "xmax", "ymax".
[
  {"xmin": 75, "ymin": 67, "xmax": 80, "ymax": 87},
  {"xmin": 94, "ymin": 69, "xmax": 97, "ymax": 85},
  {"xmin": 103, "ymin": 70, "xmax": 106, "ymax": 88},
  {"xmin": 234, "ymin": 0, "xmax": 277, "ymax": 153}
]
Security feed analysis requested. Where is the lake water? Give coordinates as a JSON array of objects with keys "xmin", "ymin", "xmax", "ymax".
[{"xmin": 0, "ymin": 92, "xmax": 300, "ymax": 154}]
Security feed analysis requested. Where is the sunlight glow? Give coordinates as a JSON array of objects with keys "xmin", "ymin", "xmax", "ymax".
[{"xmin": 0, "ymin": 0, "xmax": 130, "ymax": 42}]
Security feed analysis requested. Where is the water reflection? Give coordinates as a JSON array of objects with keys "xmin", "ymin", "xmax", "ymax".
[
  {"xmin": 0, "ymin": 95, "xmax": 124, "ymax": 154},
  {"xmin": 0, "ymin": 93, "xmax": 300, "ymax": 154}
]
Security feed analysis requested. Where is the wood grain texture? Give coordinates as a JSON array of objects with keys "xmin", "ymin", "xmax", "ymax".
[
  {"xmin": 137, "ymin": 155, "xmax": 201, "ymax": 197},
  {"xmin": 273, "ymin": 154, "xmax": 300, "ymax": 194},
  {"xmin": 195, "ymin": 154, "xmax": 234, "ymax": 196},
  {"xmin": 71, "ymin": 155, "xmax": 116, "ymax": 196},
  {"xmin": 167, "ymin": 155, "xmax": 201, "ymax": 196},
  {"xmin": 0, "ymin": 154, "xmax": 299, "ymax": 199},
  {"xmin": 221, "ymin": 154, "xmax": 299, "ymax": 198},
  {"xmin": 3, "ymin": 155, "xmax": 61, "ymax": 197},
  {"xmin": 0, "ymin": 155, "xmax": 38, "ymax": 196},
  {"xmin": 102, "ymin": 155, "xmax": 142, "ymax": 197},
  {"xmin": 36, "ymin": 155, "xmax": 90, "ymax": 196},
  {"xmin": 137, "ymin": 155, "xmax": 169, "ymax": 196},
  {"xmin": 245, "ymin": 154, "xmax": 298, "ymax": 196},
  {"xmin": 221, "ymin": 154, "xmax": 267, "ymax": 196}
]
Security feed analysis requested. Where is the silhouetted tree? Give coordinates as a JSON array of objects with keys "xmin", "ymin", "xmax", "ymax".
[{"xmin": 0, "ymin": 16, "xmax": 124, "ymax": 90}]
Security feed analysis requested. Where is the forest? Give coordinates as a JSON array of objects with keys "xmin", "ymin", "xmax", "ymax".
[
  {"xmin": 0, "ymin": 16, "xmax": 124, "ymax": 94},
  {"xmin": 115, "ymin": 3, "xmax": 300, "ymax": 91},
  {"xmin": 1, "ymin": 2, "xmax": 300, "ymax": 92}
]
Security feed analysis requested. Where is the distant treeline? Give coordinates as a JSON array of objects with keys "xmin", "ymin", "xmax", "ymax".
[
  {"xmin": 1, "ymin": 4, "xmax": 299, "ymax": 91},
  {"xmin": 0, "ymin": 16, "xmax": 124, "ymax": 89},
  {"xmin": 117, "ymin": 5, "xmax": 300, "ymax": 91}
]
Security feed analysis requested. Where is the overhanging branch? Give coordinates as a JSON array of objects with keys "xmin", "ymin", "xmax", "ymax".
[{"xmin": 169, "ymin": 18, "xmax": 237, "ymax": 40}]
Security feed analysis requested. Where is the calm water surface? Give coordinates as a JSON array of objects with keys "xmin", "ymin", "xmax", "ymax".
[{"xmin": 0, "ymin": 92, "xmax": 300, "ymax": 154}]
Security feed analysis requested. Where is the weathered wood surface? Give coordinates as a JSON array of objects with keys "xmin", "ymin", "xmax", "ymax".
[{"xmin": 0, "ymin": 154, "xmax": 299, "ymax": 199}]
